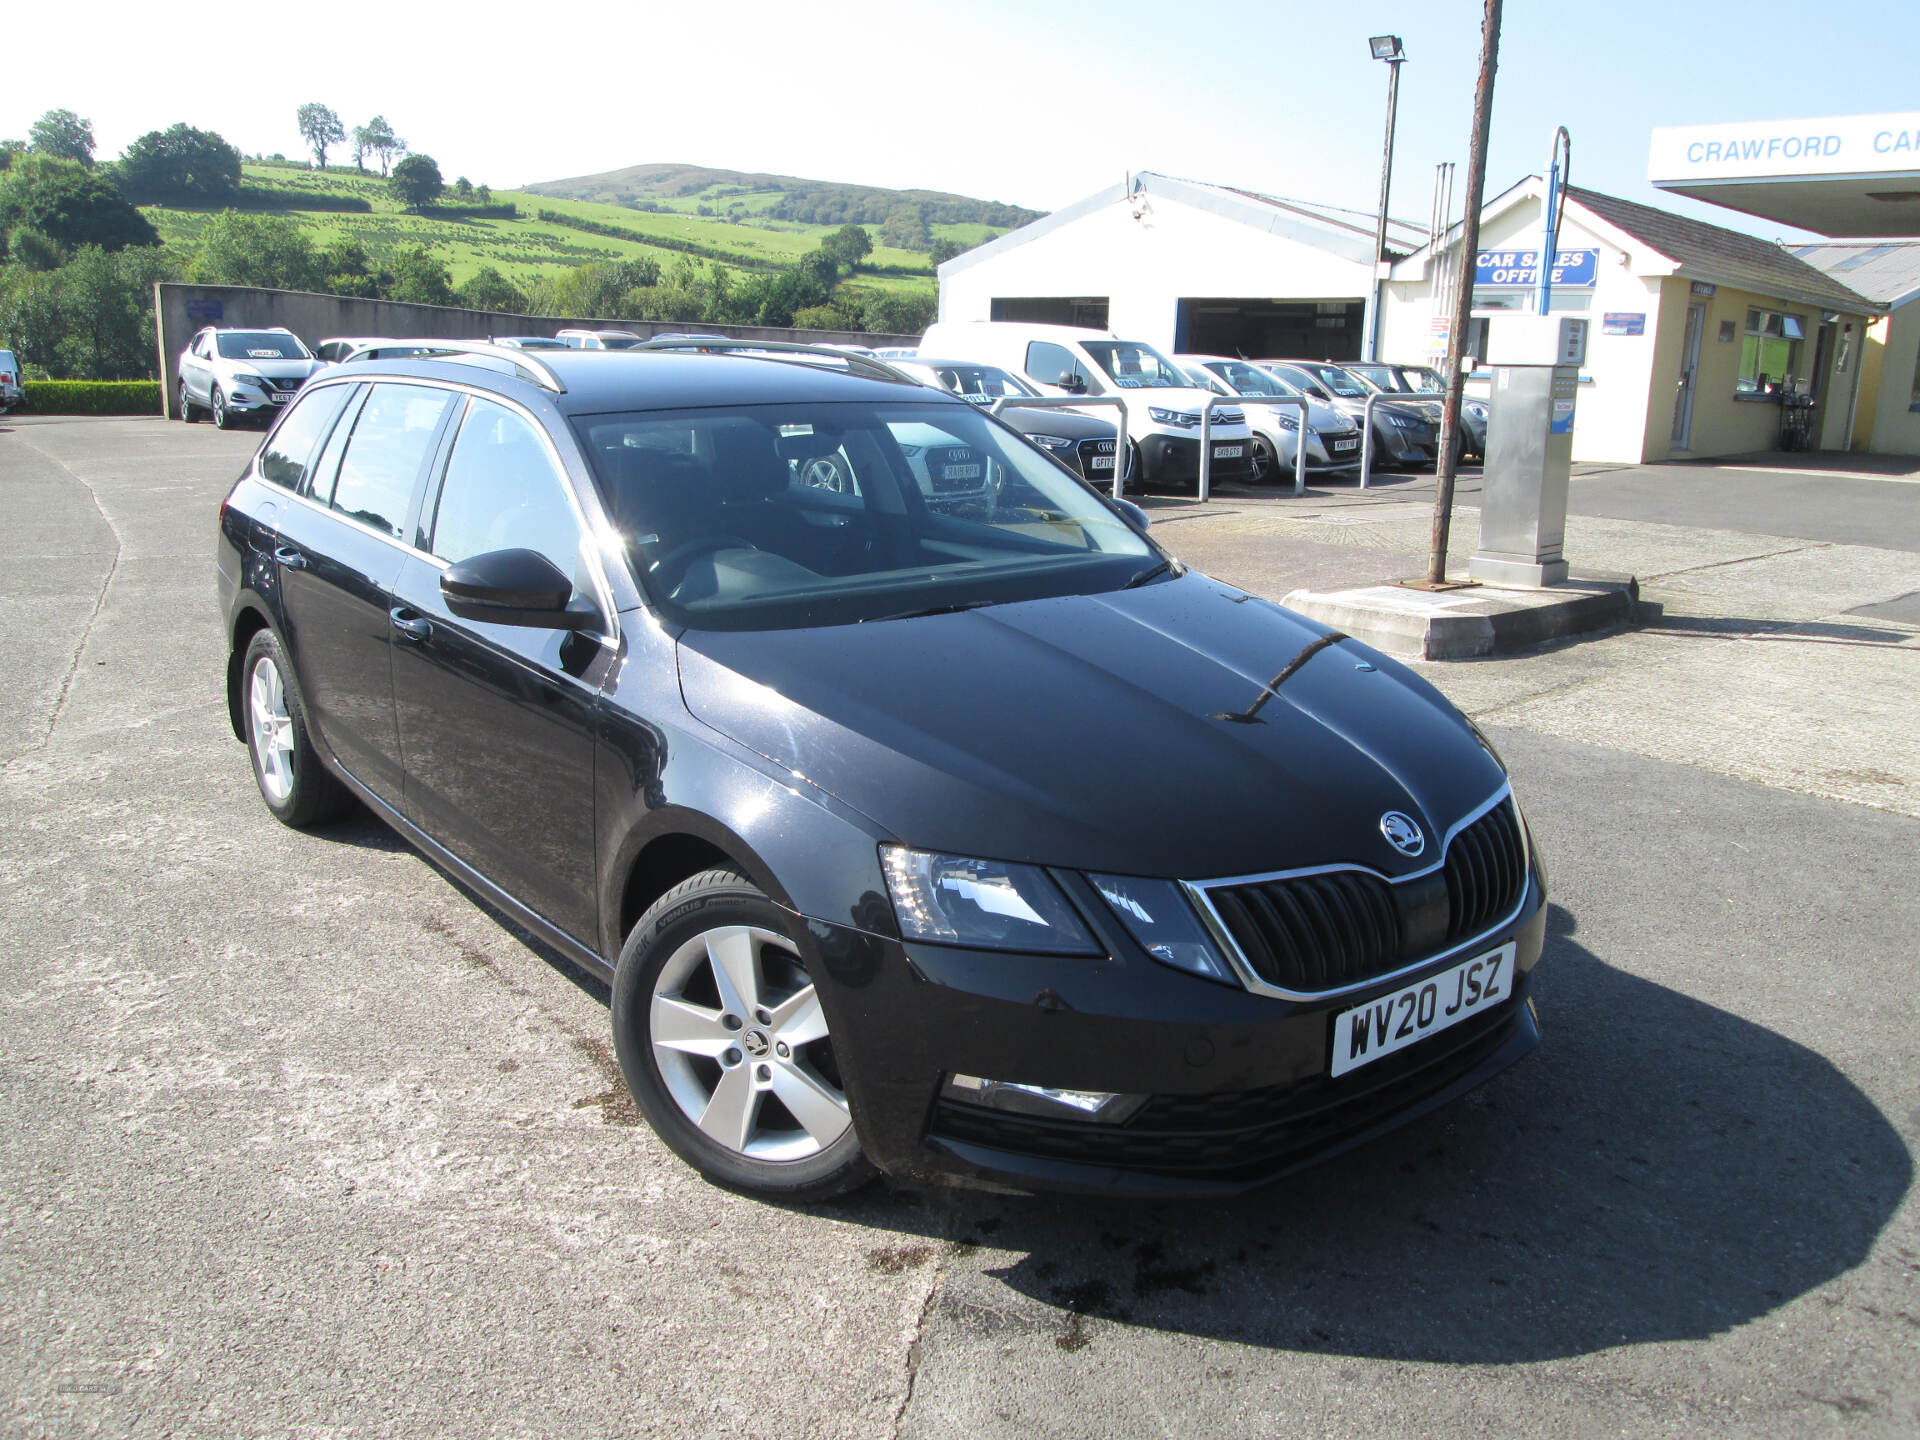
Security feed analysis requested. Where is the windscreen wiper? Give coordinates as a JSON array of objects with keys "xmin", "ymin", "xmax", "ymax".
[
  {"xmin": 1122, "ymin": 558, "xmax": 1182, "ymax": 589},
  {"xmin": 859, "ymin": 598, "xmax": 1001, "ymax": 624}
]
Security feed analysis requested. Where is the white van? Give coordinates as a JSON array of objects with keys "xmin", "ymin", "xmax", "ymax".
[{"xmin": 918, "ymin": 322, "xmax": 1253, "ymax": 490}]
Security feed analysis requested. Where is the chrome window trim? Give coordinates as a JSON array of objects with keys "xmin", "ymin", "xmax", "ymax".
[
  {"xmin": 258, "ymin": 376, "xmax": 622, "ymax": 647},
  {"xmin": 1180, "ymin": 783, "xmax": 1526, "ymax": 1004}
]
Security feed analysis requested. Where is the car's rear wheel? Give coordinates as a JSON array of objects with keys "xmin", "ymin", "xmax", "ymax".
[
  {"xmin": 612, "ymin": 867, "xmax": 872, "ymax": 1201},
  {"xmin": 179, "ymin": 380, "xmax": 199, "ymax": 423},
  {"xmin": 211, "ymin": 385, "xmax": 230, "ymax": 430},
  {"xmin": 242, "ymin": 629, "xmax": 351, "ymax": 828}
]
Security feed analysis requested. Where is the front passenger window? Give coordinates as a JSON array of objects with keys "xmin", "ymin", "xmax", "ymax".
[{"xmin": 430, "ymin": 397, "xmax": 586, "ymax": 585}]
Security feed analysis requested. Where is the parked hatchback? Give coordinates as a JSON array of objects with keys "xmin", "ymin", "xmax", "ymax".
[
  {"xmin": 217, "ymin": 343, "xmax": 1547, "ymax": 1201},
  {"xmin": 1262, "ymin": 360, "xmax": 1439, "ymax": 471},
  {"xmin": 889, "ymin": 356, "xmax": 1136, "ymax": 486}
]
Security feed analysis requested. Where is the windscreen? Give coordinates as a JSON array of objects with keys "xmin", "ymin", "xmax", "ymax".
[
  {"xmin": 1207, "ymin": 361, "xmax": 1290, "ymax": 397},
  {"xmin": 906, "ymin": 363, "xmax": 1038, "ymax": 402},
  {"xmin": 574, "ymin": 401, "xmax": 1157, "ymax": 632},
  {"xmin": 1080, "ymin": 341, "xmax": 1191, "ymax": 390},
  {"xmin": 217, "ymin": 332, "xmax": 310, "ymax": 360},
  {"xmin": 1298, "ymin": 363, "xmax": 1368, "ymax": 398}
]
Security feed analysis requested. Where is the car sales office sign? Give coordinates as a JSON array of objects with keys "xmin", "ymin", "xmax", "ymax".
[{"xmin": 1474, "ymin": 249, "xmax": 1599, "ymax": 288}]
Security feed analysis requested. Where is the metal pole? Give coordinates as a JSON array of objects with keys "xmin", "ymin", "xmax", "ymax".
[
  {"xmin": 1534, "ymin": 127, "xmax": 1572, "ymax": 318},
  {"xmin": 1367, "ymin": 56, "xmax": 1404, "ymax": 363},
  {"xmin": 1426, "ymin": 0, "xmax": 1503, "ymax": 588},
  {"xmin": 1291, "ymin": 398, "xmax": 1307, "ymax": 497},
  {"xmin": 1360, "ymin": 392, "xmax": 1378, "ymax": 489},
  {"xmin": 1197, "ymin": 403, "xmax": 1212, "ymax": 502}
]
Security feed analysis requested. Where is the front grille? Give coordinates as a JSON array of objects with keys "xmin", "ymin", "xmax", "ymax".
[
  {"xmin": 1201, "ymin": 798, "xmax": 1526, "ymax": 995},
  {"xmin": 1443, "ymin": 798, "xmax": 1527, "ymax": 942},
  {"xmin": 1075, "ymin": 436, "xmax": 1131, "ymax": 479},
  {"xmin": 926, "ymin": 445, "xmax": 985, "ymax": 494},
  {"xmin": 931, "ymin": 1002, "xmax": 1521, "ymax": 1180}
]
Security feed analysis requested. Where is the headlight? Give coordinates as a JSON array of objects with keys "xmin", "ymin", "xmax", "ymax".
[
  {"xmin": 880, "ymin": 847, "xmax": 1100, "ymax": 954},
  {"xmin": 1088, "ymin": 874, "xmax": 1237, "ymax": 984},
  {"xmin": 1028, "ymin": 433, "xmax": 1074, "ymax": 451},
  {"xmin": 232, "ymin": 372, "xmax": 268, "ymax": 389},
  {"xmin": 1386, "ymin": 412, "xmax": 1419, "ymax": 429},
  {"xmin": 1465, "ymin": 402, "xmax": 1489, "ymax": 419},
  {"xmin": 1272, "ymin": 411, "xmax": 1299, "ymax": 431},
  {"xmin": 1148, "ymin": 407, "xmax": 1199, "ymax": 428}
]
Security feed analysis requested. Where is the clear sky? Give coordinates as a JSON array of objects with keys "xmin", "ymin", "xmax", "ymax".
[{"xmin": 9, "ymin": 0, "xmax": 1919, "ymax": 242}]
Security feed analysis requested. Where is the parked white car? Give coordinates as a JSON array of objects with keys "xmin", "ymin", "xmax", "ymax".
[
  {"xmin": 177, "ymin": 327, "xmax": 323, "ymax": 429},
  {"xmin": 918, "ymin": 322, "xmax": 1253, "ymax": 491},
  {"xmin": 0, "ymin": 348, "xmax": 22, "ymax": 413},
  {"xmin": 1176, "ymin": 354, "xmax": 1362, "ymax": 482}
]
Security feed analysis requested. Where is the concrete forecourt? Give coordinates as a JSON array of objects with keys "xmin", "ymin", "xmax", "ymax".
[{"xmin": 2, "ymin": 415, "xmax": 1916, "ymax": 1438}]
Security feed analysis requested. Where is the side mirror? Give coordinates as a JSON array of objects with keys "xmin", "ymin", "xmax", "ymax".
[
  {"xmin": 441, "ymin": 548, "xmax": 596, "ymax": 630},
  {"xmin": 1058, "ymin": 371, "xmax": 1087, "ymax": 394},
  {"xmin": 1115, "ymin": 499, "xmax": 1151, "ymax": 532},
  {"xmin": 1308, "ymin": 386, "xmax": 1331, "ymax": 402}
]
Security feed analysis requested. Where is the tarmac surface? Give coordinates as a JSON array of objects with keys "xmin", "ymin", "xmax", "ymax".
[{"xmin": 2, "ymin": 416, "xmax": 1917, "ymax": 1438}]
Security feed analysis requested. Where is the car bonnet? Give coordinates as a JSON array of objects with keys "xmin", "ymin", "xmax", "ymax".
[{"xmin": 674, "ymin": 574, "xmax": 1504, "ymax": 881}]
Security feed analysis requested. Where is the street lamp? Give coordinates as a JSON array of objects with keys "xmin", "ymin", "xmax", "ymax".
[{"xmin": 1366, "ymin": 34, "xmax": 1405, "ymax": 362}]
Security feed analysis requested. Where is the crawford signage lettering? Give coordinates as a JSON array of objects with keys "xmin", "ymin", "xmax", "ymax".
[
  {"xmin": 1649, "ymin": 110, "xmax": 1920, "ymax": 181},
  {"xmin": 1474, "ymin": 250, "xmax": 1599, "ymax": 288}
]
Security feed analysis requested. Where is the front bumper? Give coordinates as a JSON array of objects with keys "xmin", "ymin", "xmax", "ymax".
[
  {"xmin": 1138, "ymin": 433, "xmax": 1256, "ymax": 487},
  {"xmin": 802, "ymin": 868, "xmax": 1547, "ymax": 1199}
]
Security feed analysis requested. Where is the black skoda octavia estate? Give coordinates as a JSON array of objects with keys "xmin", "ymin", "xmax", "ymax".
[{"xmin": 216, "ymin": 340, "xmax": 1547, "ymax": 1201}]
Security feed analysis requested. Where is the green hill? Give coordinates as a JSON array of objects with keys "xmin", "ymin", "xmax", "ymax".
[
  {"xmin": 137, "ymin": 161, "xmax": 1027, "ymax": 299},
  {"xmin": 522, "ymin": 161, "xmax": 1042, "ymax": 230}
]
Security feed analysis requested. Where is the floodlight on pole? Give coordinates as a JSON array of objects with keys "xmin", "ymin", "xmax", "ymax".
[{"xmin": 1365, "ymin": 36, "xmax": 1406, "ymax": 362}]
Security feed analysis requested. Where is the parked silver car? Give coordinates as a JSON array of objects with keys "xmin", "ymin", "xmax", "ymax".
[
  {"xmin": 1345, "ymin": 361, "xmax": 1487, "ymax": 461},
  {"xmin": 177, "ymin": 327, "xmax": 323, "ymax": 429},
  {"xmin": 1177, "ymin": 355, "xmax": 1362, "ymax": 481}
]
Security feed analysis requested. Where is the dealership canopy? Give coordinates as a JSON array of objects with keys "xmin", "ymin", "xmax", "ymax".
[{"xmin": 1649, "ymin": 112, "xmax": 1920, "ymax": 236}]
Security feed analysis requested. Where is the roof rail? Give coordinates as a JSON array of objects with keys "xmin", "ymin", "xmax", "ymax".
[
  {"xmin": 342, "ymin": 338, "xmax": 567, "ymax": 394},
  {"xmin": 632, "ymin": 335, "xmax": 910, "ymax": 385}
]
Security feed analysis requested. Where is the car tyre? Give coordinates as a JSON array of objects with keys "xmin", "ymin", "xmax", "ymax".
[
  {"xmin": 179, "ymin": 380, "xmax": 200, "ymax": 423},
  {"xmin": 211, "ymin": 385, "xmax": 231, "ymax": 430},
  {"xmin": 612, "ymin": 867, "xmax": 873, "ymax": 1201},
  {"xmin": 242, "ymin": 628, "xmax": 352, "ymax": 828},
  {"xmin": 1249, "ymin": 435, "xmax": 1277, "ymax": 485}
]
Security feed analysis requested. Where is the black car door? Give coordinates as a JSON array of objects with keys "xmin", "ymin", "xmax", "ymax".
[
  {"xmin": 389, "ymin": 394, "xmax": 608, "ymax": 946},
  {"xmin": 274, "ymin": 381, "xmax": 459, "ymax": 808}
]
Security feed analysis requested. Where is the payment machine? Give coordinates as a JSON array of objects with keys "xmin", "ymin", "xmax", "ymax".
[{"xmin": 1469, "ymin": 315, "xmax": 1589, "ymax": 587}]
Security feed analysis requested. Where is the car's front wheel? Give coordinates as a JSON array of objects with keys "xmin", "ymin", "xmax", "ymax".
[
  {"xmin": 211, "ymin": 385, "xmax": 230, "ymax": 430},
  {"xmin": 242, "ymin": 628, "xmax": 351, "ymax": 828},
  {"xmin": 1249, "ymin": 434, "xmax": 1277, "ymax": 484},
  {"xmin": 612, "ymin": 867, "xmax": 871, "ymax": 1200},
  {"xmin": 179, "ymin": 379, "xmax": 199, "ymax": 423}
]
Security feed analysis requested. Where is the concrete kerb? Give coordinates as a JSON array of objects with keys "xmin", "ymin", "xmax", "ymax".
[{"xmin": 1283, "ymin": 574, "xmax": 1640, "ymax": 661}]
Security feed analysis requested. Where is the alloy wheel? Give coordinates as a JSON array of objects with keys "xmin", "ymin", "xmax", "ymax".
[
  {"xmin": 648, "ymin": 924, "xmax": 850, "ymax": 1162},
  {"xmin": 248, "ymin": 654, "xmax": 296, "ymax": 805}
]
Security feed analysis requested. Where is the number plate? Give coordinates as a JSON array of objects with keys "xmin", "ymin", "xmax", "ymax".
[
  {"xmin": 941, "ymin": 463, "xmax": 982, "ymax": 482},
  {"xmin": 269, "ymin": 390, "xmax": 290, "ymax": 403},
  {"xmin": 1329, "ymin": 943, "xmax": 1515, "ymax": 1078},
  {"xmin": 1212, "ymin": 444, "xmax": 1243, "ymax": 459},
  {"xmin": 1089, "ymin": 455, "xmax": 1114, "ymax": 470},
  {"xmin": 1332, "ymin": 438, "xmax": 1358, "ymax": 452}
]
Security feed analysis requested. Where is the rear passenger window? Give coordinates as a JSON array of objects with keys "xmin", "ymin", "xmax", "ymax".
[
  {"xmin": 258, "ymin": 383, "xmax": 354, "ymax": 490},
  {"xmin": 327, "ymin": 383, "xmax": 456, "ymax": 539},
  {"xmin": 430, "ymin": 398, "xmax": 584, "ymax": 581}
]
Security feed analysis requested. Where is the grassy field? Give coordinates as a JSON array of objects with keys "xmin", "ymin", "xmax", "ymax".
[{"xmin": 138, "ymin": 163, "xmax": 1005, "ymax": 301}]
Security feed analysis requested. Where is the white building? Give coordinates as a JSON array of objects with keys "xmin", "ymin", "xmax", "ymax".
[
  {"xmin": 1794, "ymin": 242, "xmax": 1920, "ymax": 456},
  {"xmin": 936, "ymin": 171, "xmax": 1426, "ymax": 361}
]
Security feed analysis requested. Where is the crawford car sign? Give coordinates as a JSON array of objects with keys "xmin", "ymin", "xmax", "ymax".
[
  {"xmin": 1474, "ymin": 249, "xmax": 1598, "ymax": 288},
  {"xmin": 1650, "ymin": 110, "xmax": 1920, "ymax": 181}
]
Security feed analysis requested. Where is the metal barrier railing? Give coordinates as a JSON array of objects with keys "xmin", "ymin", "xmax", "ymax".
[
  {"xmin": 987, "ymin": 396, "xmax": 1130, "ymax": 500},
  {"xmin": 1358, "ymin": 389, "xmax": 1447, "ymax": 488},
  {"xmin": 1200, "ymin": 395, "xmax": 1311, "ymax": 499}
]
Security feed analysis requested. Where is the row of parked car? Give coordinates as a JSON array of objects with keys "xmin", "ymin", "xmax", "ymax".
[{"xmin": 173, "ymin": 321, "xmax": 1486, "ymax": 496}]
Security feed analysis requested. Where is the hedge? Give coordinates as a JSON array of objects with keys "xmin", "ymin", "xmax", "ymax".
[
  {"xmin": 17, "ymin": 381, "xmax": 164, "ymax": 416},
  {"xmin": 535, "ymin": 208, "xmax": 784, "ymax": 272}
]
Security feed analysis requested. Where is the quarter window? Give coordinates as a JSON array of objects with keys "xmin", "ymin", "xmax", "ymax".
[
  {"xmin": 430, "ymin": 398, "xmax": 585, "ymax": 582},
  {"xmin": 327, "ymin": 383, "xmax": 456, "ymax": 538},
  {"xmin": 258, "ymin": 383, "xmax": 354, "ymax": 491}
]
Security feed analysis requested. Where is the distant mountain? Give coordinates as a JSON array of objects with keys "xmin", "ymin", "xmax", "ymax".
[{"xmin": 522, "ymin": 162, "xmax": 1043, "ymax": 230}]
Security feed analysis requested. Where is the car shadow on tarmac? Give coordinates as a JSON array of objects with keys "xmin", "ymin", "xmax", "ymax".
[{"xmin": 828, "ymin": 904, "xmax": 1912, "ymax": 1364}]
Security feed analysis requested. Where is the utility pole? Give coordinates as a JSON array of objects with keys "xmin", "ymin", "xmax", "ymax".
[{"xmin": 1424, "ymin": 0, "xmax": 1503, "ymax": 587}]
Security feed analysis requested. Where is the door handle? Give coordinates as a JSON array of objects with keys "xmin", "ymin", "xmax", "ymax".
[
  {"xmin": 389, "ymin": 608, "xmax": 432, "ymax": 642},
  {"xmin": 273, "ymin": 545, "xmax": 308, "ymax": 570}
]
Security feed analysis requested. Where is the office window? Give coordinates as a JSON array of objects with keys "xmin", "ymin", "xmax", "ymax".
[{"xmin": 1738, "ymin": 308, "xmax": 1805, "ymax": 393}]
